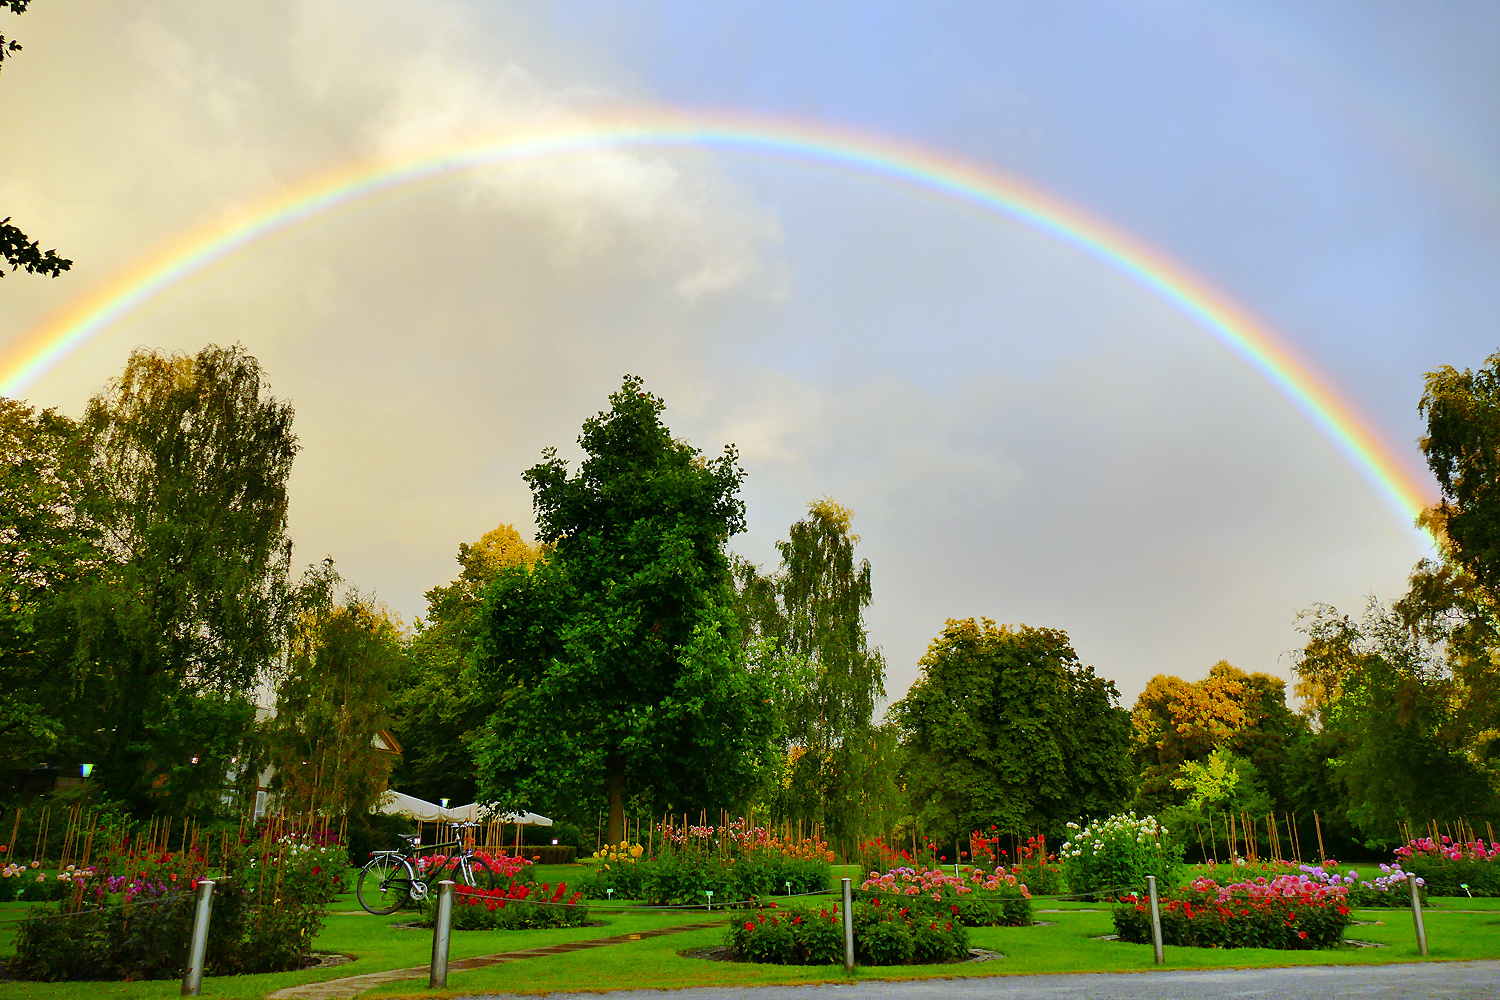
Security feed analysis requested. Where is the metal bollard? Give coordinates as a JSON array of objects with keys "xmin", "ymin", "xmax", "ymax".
[
  {"xmin": 841, "ymin": 876, "xmax": 855, "ymax": 973},
  {"xmin": 1409, "ymin": 875, "xmax": 1429, "ymax": 956},
  {"xmin": 181, "ymin": 879, "xmax": 215, "ymax": 996},
  {"xmin": 429, "ymin": 880, "xmax": 456, "ymax": 988},
  {"xmin": 1146, "ymin": 875, "xmax": 1164, "ymax": 966}
]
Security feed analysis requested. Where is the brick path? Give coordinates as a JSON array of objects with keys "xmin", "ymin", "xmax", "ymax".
[{"xmin": 266, "ymin": 921, "xmax": 722, "ymax": 1000}]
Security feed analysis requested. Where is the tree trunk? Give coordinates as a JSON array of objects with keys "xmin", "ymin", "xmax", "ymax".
[{"xmin": 606, "ymin": 758, "xmax": 625, "ymax": 846}]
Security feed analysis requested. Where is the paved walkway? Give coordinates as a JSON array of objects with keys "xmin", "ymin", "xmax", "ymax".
[
  {"xmin": 266, "ymin": 921, "xmax": 720, "ymax": 1000},
  {"xmin": 457, "ymin": 960, "xmax": 1500, "ymax": 999}
]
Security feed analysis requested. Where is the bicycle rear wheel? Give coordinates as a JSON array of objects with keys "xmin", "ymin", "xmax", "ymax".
[{"xmin": 357, "ymin": 856, "xmax": 413, "ymax": 915}]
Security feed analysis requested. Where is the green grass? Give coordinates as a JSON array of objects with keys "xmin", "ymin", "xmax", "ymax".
[
  {"xmin": 366, "ymin": 903, "xmax": 1500, "ymax": 997},
  {"xmin": 2, "ymin": 880, "xmax": 1497, "ymax": 1000}
]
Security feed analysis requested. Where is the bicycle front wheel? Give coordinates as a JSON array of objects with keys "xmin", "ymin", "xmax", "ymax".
[{"xmin": 357, "ymin": 856, "xmax": 413, "ymax": 915}]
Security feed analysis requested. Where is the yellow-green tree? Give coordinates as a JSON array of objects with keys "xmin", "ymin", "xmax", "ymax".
[
  {"xmin": 1131, "ymin": 661, "xmax": 1300, "ymax": 812},
  {"xmin": 266, "ymin": 581, "xmax": 406, "ymax": 819},
  {"xmin": 390, "ymin": 524, "xmax": 542, "ymax": 804}
]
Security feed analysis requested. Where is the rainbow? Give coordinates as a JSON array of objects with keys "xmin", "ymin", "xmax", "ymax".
[{"xmin": 0, "ymin": 110, "xmax": 1433, "ymax": 532}]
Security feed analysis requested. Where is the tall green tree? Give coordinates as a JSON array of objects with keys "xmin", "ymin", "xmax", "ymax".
[
  {"xmin": 470, "ymin": 376, "xmax": 773, "ymax": 843},
  {"xmin": 896, "ymin": 618, "xmax": 1131, "ymax": 846},
  {"xmin": 0, "ymin": 398, "xmax": 97, "ymax": 772},
  {"xmin": 734, "ymin": 498, "xmax": 888, "ymax": 840},
  {"xmin": 72, "ymin": 344, "xmax": 298, "ymax": 812},
  {"xmin": 1, "ymin": 1, "xmax": 71, "ymax": 279},
  {"xmin": 1293, "ymin": 598, "xmax": 1494, "ymax": 840}
]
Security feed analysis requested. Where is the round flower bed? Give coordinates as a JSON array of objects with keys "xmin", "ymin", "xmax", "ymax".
[
  {"xmin": 1113, "ymin": 873, "xmax": 1351, "ymax": 949},
  {"xmin": 725, "ymin": 900, "xmax": 969, "ymax": 965},
  {"xmin": 859, "ymin": 865, "xmax": 1032, "ymax": 926}
]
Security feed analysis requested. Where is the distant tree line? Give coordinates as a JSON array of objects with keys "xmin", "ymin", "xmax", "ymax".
[{"xmin": 3, "ymin": 345, "xmax": 1497, "ymax": 854}]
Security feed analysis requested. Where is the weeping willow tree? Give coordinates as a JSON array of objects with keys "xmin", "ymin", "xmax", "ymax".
[
  {"xmin": 736, "ymin": 498, "xmax": 892, "ymax": 842},
  {"xmin": 265, "ymin": 577, "xmax": 406, "ymax": 820}
]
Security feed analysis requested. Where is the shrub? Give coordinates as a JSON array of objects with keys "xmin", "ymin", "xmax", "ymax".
[
  {"xmin": 1113, "ymin": 873, "xmax": 1351, "ymax": 949},
  {"xmin": 858, "ymin": 865, "xmax": 1032, "ymax": 926},
  {"xmin": 1061, "ymin": 813, "xmax": 1183, "ymax": 899},
  {"xmin": 726, "ymin": 901, "xmax": 968, "ymax": 966}
]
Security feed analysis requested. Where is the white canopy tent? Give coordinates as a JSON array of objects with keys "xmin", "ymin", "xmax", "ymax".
[{"xmin": 374, "ymin": 790, "xmax": 551, "ymax": 826}]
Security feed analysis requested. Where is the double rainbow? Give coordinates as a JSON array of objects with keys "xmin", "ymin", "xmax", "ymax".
[{"xmin": 0, "ymin": 111, "xmax": 1432, "ymax": 532}]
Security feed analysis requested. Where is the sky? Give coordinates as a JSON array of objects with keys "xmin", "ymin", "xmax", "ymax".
[{"xmin": 4, "ymin": 1, "xmax": 1499, "ymax": 707}]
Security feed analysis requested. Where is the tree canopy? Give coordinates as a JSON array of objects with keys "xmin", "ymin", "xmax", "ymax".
[
  {"xmin": 72, "ymin": 344, "xmax": 298, "ymax": 811},
  {"xmin": 469, "ymin": 376, "xmax": 773, "ymax": 843},
  {"xmin": 1131, "ymin": 661, "xmax": 1303, "ymax": 814},
  {"xmin": 896, "ymin": 618, "xmax": 1132, "ymax": 845}
]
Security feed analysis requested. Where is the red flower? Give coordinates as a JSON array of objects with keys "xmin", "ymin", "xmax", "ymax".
[
  {"xmin": 1298, "ymin": 931, "xmax": 1308, "ymax": 940},
  {"xmin": 745, "ymin": 921, "xmax": 754, "ymax": 931}
]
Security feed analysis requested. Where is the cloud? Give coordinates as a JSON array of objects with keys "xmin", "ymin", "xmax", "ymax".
[{"xmin": 0, "ymin": 0, "xmax": 1426, "ymax": 709}]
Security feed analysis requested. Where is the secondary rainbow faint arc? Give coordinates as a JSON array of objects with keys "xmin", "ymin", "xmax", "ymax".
[{"xmin": 0, "ymin": 112, "xmax": 1432, "ymax": 530}]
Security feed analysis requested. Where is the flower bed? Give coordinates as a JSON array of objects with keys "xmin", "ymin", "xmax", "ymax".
[
  {"xmin": 10, "ymin": 830, "xmax": 341, "ymax": 981},
  {"xmin": 858, "ymin": 865, "xmax": 1032, "ymax": 926},
  {"xmin": 1396, "ymin": 836, "xmax": 1500, "ymax": 897},
  {"xmin": 416, "ymin": 879, "xmax": 589, "ymax": 929},
  {"xmin": 582, "ymin": 820, "xmax": 833, "ymax": 905},
  {"xmin": 726, "ymin": 900, "xmax": 969, "ymax": 965},
  {"xmin": 1062, "ymin": 813, "xmax": 1183, "ymax": 900},
  {"xmin": 1113, "ymin": 873, "xmax": 1351, "ymax": 949}
]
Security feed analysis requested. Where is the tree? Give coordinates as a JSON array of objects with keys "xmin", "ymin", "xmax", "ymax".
[
  {"xmin": 1, "ymin": 2, "xmax": 71, "ymax": 278},
  {"xmin": 1131, "ymin": 661, "xmax": 1303, "ymax": 812},
  {"xmin": 390, "ymin": 524, "xmax": 542, "ymax": 805},
  {"xmin": 470, "ymin": 376, "xmax": 774, "ymax": 844},
  {"xmin": 71, "ymin": 344, "xmax": 298, "ymax": 812},
  {"xmin": 896, "ymin": 618, "xmax": 1132, "ymax": 846},
  {"xmin": 266, "ymin": 580, "xmax": 405, "ymax": 820},
  {"xmin": 1420, "ymin": 351, "xmax": 1500, "ymax": 589},
  {"xmin": 0, "ymin": 398, "xmax": 97, "ymax": 772},
  {"xmin": 1292, "ymin": 598, "xmax": 1495, "ymax": 840},
  {"xmin": 733, "ymin": 498, "xmax": 887, "ymax": 841}
]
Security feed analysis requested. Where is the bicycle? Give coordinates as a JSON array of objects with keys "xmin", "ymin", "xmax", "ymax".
[{"xmin": 356, "ymin": 821, "xmax": 499, "ymax": 914}]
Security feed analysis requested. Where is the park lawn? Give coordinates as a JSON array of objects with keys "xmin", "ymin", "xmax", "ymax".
[
  {"xmin": 0, "ymin": 906, "xmax": 711, "ymax": 1000},
  {"xmin": 366, "ymin": 904, "xmax": 1500, "ymax": 998}
]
